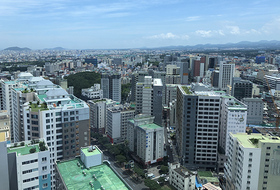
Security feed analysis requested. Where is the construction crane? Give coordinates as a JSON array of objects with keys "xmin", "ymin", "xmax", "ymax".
[{"xmin": 263, "ymin": 70, "xmax": 280, "ymax": 127}]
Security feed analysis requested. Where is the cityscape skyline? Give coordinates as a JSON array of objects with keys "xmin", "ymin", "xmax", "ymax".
[{"xmin": 1, "ymin": 0, "xmax": 280, "ymax": 49}]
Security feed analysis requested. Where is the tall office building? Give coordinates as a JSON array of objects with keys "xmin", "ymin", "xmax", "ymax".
[
  {"xmin": 107, "ymin": 104, "xmax": 135, "ymax": 143},
  {"xmin": 242, "ymin": 98, "xmax": 264, "ymax": 125},
  {"xmin": 225, "ymin": 133, "xmax": 280, "ymax": 190},
  {"xmin": 218, "ymin": 61, "xmax": 235, "ymax": 91},
  {"xmin": 127, "ymin": 115, "xmax": 164, "ymax": 165},
  {"xmin": 176, "ymin": 85, "xmax": 220, "ymax": 170},
  {"xmin": 101, "ymin": 73, "xmax": 121, "ymax": 102},
  {"xmin": 165, "ymin": 84, "xmax": 179, "ymax": 105},
  {"xmin": 135, "ymin": 76, "xmax": 163, "ymax": 126}
]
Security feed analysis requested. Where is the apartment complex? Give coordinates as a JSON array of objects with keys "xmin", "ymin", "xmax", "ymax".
[
  {"xmin": 135, "ymin": 76, "xmax": 163, "ymax": 126},
  {"xmin": 219, "ymin": 96, "xmax": 247, "ymax": 154},
  {"xmin": 101, "ymin": 73, "xmax": 121, "ymax": 102},
  {"xmin": 218, "ymin": 61, "xmax": 235, "ymax": 90},
  {"xmin": 88, "ymin": 98, "xmax": 116, "ymax": 134},
  {"xmin": 3, "ymin": 139, "xmax": 51, "ymax": 190},
  {"xmin": 127, "ymin": 115, "xmax": 164, "ymax": 165},
  {"xmin": 242, "ymin": 98, "xmax": 264, "ymax": 125},
  {"xmin": 231, "ymin": 78, "xmax": 253, "ymax": 100},
  {"xmin": 225, "ymin": 133, "xmax": 280, "ymax": 190},
  {"xmin": 176, "ymin": 85, "xmax": 220, "ymax": 170},
  {"xmin": 107, "ymin": 104, "xmax": 135, "ymax": 143}
]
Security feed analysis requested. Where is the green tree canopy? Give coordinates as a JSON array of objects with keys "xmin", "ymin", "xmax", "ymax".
[
  {"xmin": 116, "ymin": 155, "xmax": 126, "ymax": 164},
  {"xmin": 67, "ymin": 72, "xmax": 101, "ymax": 98},
  {"xmin": 144, "ymin": 179, "xmax": 161, "ymax": 190},
  {"xmin": 159, "ymin": 166, "xmax": 169, "ymax": 175}
]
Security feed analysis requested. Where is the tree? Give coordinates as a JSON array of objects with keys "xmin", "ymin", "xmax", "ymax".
[
  {"xmin": 144, "ymin": 179, "xmax": 161, "ymax": 190},
  {"xmin": 134, "ymin": 167, "xmax": 145, "ymax": 178},
  {"xmin": 29, "ymin": 147, "xmax": 36, "ymax": 153},
  {"xmin": 159, "ymin": 166, "xmax": 169, "ymax": 175},
  {"xmin": 116, "ymin": 155, "xmax": 126, "ymax": 165},
  {"xmin": 158, "ymin": 177, "xmax": 165, "ymax": 184},
  {"xmin": 121, "ymin": 83, "xmax": 131, "ymax": 103}
]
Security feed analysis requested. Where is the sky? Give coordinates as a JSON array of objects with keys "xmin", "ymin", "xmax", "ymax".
[{"xmin": 1, "ymin": 0, "xmax": 280, "ymax": 49}]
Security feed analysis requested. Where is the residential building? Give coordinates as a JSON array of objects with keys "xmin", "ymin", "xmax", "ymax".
[
  {"xmin": 88, "ymin": 98, "xmax": 116, "ymax": 134},
  {"xmin": 264, "ymin": 74, "xmax": 280, "ymax": 90},
  {"xmin": 135, "ymin": 76, "xmax": 163, "ymax": 126},
  {"xmin": 225, "ymin": 133, "xmax": 280, "ymax": 190},
  {"xmin": 0, "ymin": 80, "xmax": 19, "ymax": 142},
  {"xmin": 21, "ymin": 79, "xmax": 90, "ymax": 189},
  {"xmin": 131, "ymin": 71, "xmax": 148, "ymax": 102},
  {"xmin": 81, "ymin": 84, "xmax": 103, "ymax": 100},
  {"xmin": 242, "ymin": 98, "xmax": 264, "ymax": 125},
  {"xmin": 176, "ymin": 85, "xmax": 220, "ymax": 170},
  {"xmin": 219, "ymin": 96, "xmax": 247, "ymax": 154},
  {"xmin": 0, "ymin": 141, "xmax": 10, "ymax": 190},
  {"xmin": 166, "ymin": 74, "xmax": 181, "ymax": 84},
  {"xmin": 169, "ymin": 163, "xmax": 196, "ymax": 190},
  {"xmin": 127, "ymin": 115, "xmax": 164, "ymax": 165},
  {"xmin": 107, "ymin": 104, "xmax": 135, "ymax": 143},
  {"xmin": 101, "ymin": 73, "xmax": 121, "ymax": 102},
  {"xmin": 165, "ymin": 84, "xmax": 179, "ymax": 105},
  {"xmin": 0, "ymin": 110, "xmax": 10, "ymax": 142},
  {"xmin": 218, "ymin": 61, "xmax": 235, "ymax": 91},
  {"xmin": 7, "ymin": 139, "xmax": 51, "ymax": 190}
]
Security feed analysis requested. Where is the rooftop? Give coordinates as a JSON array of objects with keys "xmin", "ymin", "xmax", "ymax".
[
  {"xmin": 226, "ymin": 100, "xmax": 247, "ymax": 110},
  {"xmin": 233, "ymin": 133, "xmax": 280, "ymax": 148},
  {"xmin": 139, "ymin": 123, "xmax": 161, "ymax": 130},
  {"xmin": 81, "ymin": 147, "xmax": 101, "ymax": 156},
  {"xmin": 56, "ymin": 158, "xmax": 129, "ymax": 190},
  {"xmin": 7, "ymin": 144, "xmax": 40, "ymax": 156},
  {"xmin": 181, "ymin": 86, "xmax": 193, "ymax": 95}
]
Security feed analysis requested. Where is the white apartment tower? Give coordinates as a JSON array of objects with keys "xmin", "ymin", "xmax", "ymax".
[
  {"xmin": 225, "ymin": 133, "xmax": 280, "ymax": 190},
  {"xmin": 219, "ymin": 96, "xmax": 247, "ymax": 154},
  {"xmin": 107, "ymin": 104, "xmax": 135, "ymax": 143},
  {"xmin": 127, "ymin": 115, "xmax": 164, "ymax": 165},
  {"xmin": 218, "ymin": 61, "xmax": 235, "ymax": 90}
]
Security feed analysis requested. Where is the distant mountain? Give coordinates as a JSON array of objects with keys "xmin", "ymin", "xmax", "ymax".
[
  {"xmin": 44, "ymin": 47, "xmax": 66, "ymax": 50},
  {"xmin": 4, "ymin": 46, "xmax": 31, "ymax": 51},
  {"xmin": 150, "ymin": 40, "xmax": 280, "ymax": 50}
]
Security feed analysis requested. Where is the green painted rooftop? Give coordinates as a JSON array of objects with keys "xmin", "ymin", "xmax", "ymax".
[
  {"xmin": 7, "ymin": 144, "xmax": 40, "ymax": 156},
  {"xmin": 81, "ymin": 147, "xmax": 101, "ymax": 156},
  {"xmin": 57, "ymin": 158, "xmax": 129, "ymax": 190},
  {"xmin": 139, "ymin": 123, "xmax": 161, "ymax": 130},
  {"xmin": 38, "ymin": 94, "xmax": 47, "ymax": 102},
  {"xmin": 233, "ymin": 133, "xmax": 280, "ymax": 148}
]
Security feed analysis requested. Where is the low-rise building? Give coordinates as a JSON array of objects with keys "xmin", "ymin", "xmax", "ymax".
[
  {"xmin": 169, "ymin": 163, "xmax": 196, "ymax": 190},
  {"xmin": 81, "ymin": 84, "xmax": 103, "ymax": 100}
]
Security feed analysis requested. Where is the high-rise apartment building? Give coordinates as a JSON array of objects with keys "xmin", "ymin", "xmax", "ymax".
[
  {"xmin": 3, "ymin": 139, "xmax": 51, "ymax": 190},
  {"xmin": 242, "ymin": 98, "xmax": 264, "ymax": 125},
  {"xmin": 225, "ymin": 133, "xmax": 280, "ymax": 190},
  {"xmin": 101, "ymin": 73, "xmax": 121, "ymax": 102},
  {"xmin": 107, "ymin": 104, "xmax": 135, "ymax": 143},
  {"xmin": 176, "ymin": 85, "xmax": 220, "ymax": 170},
  {"xmin": 219, "ymin": 96, "xmax": 247, "ymax": 154},
  {"xmin": 88, "ymin": 98, "xmax": 116, "ymax": 134},
  {"xmin": 0, "ymin": 110, "xmax": 10, "ymax": 142},
  {"xmin": 127, "ymin": 115, "xmax": 164, "ymax": 165},
  {"xmin": 135, "ymin": 76, "xmax": 163, "ymax": 126},
  {"xmin": 218, "ymin": 61, "xmax": 235, "ymax": 90}
]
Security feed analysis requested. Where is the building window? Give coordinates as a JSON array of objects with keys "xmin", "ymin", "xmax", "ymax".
[
  {"xmin": 42, "ymin": 166, "xmax": 47, "ymax": 171},
  {"xmin": 42, "ymin": 157, "xmax": 47, "ymax": 162},
  {"xmin": 42, "ymin": 175, "xmax": 47, "ymax": 180},
  {"xmin": 43, "ymin": 183, "xmax": 48, "ymax": 188}
]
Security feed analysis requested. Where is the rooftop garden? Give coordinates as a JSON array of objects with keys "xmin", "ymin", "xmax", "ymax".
[
  {"xmin": 182, "ymin": 86, "xmax": 192, "ymax": 95},
  {"xmin": 22, "ymin": 88, "xmax": 35, "ymax": 93},
  {"xmin": 29, "ymin": 102, "xmax": 48, "ymax": 111},
  {"xmin": 197, "ymin": 171, "xmax": 213, "ymax": 177},
  {"xmin": 249, "ymin": 138, "xmax": 259, "ymax": 145}
]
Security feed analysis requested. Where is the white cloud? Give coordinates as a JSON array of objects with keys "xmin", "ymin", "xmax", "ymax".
[
  {"xmin": 195, "ymin": 30, "xmax": 212, "ymax": 37},
  {"xmin": 147, "ymin": 33, "xmax": 189, "ymax": 40},
  {"xmin": 186, "ymin": 16, "xmax": 200, "ymax": 22},
  {"xmin": 226, "ymin": 26, "xmax": 240, "ymax": 35}
]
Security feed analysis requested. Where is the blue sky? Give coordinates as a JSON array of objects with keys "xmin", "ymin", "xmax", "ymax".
[{"xmin": 1, "ymin": 0, "xmax": 280, "ymax": 49}]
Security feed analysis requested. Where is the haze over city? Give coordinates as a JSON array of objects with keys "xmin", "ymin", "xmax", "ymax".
[{"xmin": 1, "ymin": 0, "xmax": 280, "ymax": 49}]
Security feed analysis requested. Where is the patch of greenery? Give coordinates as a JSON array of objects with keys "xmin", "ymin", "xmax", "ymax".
[
  {"xmin": 144, "ymin": 179, "xmax": 161, "ymax": 190},
  {"xmin": 121, "ymin": 83, "xmax": 131, "ymax": 103},
  {"xmin": 250, "ymin": 138, "xmax": 259, "ymax": 145},
  {"xmin": 182, "ymin": 86, "xmax": 192, "ymax": 94},
  {"xmin": 67, "ymin": 72, "xmax": 101, "ymax": 98}
]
